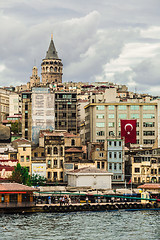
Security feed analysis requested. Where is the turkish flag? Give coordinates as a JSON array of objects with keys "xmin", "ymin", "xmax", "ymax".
[{"xmin": 121, "ymin": 119, "xmax": 137, "ymax": 144}]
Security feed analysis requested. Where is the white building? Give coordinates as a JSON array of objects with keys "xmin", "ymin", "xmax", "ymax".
[{"xmin": 66, "ymin": 167, "xmax": 113, "ymax": 189}]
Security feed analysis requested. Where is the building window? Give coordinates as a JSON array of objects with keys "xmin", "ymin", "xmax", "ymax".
[
  {"xmin": 109, "ymin": 163, "xmax": 112, "ymax": 170},
  {"xmin": 96, "ymin": 131, "xmax": 105, "ymax": 136},
  {"xmin": 143, "ymin": 105, "xmax": 155, "ymax": 110},
  {"xmin": 118, "ymin": 105, "xmax": 127, "ymax": 110},
  {"xmin": 136, "ymin": 122, "xmax": 139, "ymax": 127},
  {"xmin": 47, "ymin": 147, "xmax": 51, "ymax": 154},
  {"xmin": 143, "ymin": 114, "xmax": 155, "ymax": 119},
  {"xmin": 119, "ymin": 114, "xmax": 127, "ymax": 119},
  {"xmin": 143, "ymin": 131, "xmax": 155, "ymax": 136},
  {"xmin": 114, "ymin": 163, "xmax": 117, "ymax": 170},
  {"xmin": 48, "ymin": 160, "xmax": 51, "ymax": 168},
  {"xmin": 114, "ymin": 141, "xmax": 116, "ymax": 146},
  {"xmin": 60, "ymin": 160, "xmax": 63, "ymax": 168},
  {"xmin": 108, "ymin": 114, "xmax": 114, "ymax": 119},
  {"xmin": 96, "ymin": 114, "xmax": 104, "ymax": 119},
  {"xmin": 131, "ymin": 114, "xmax": 139, "ymax": 119},
  {"xmin": 109, "ymin": 152, "xmax": 112, "ymax": 158},
  {"xmin": 102, "ymin": 162, "xmax": 105, "ymax": 169},
  {"xmin": 119, "ymin": 163, "xmax": 122, "ymax": 170},
  {"xmin": 119, "ymin": 141, "xmax": 122, "ymax": 146},
  {"xmin": 26, "ymin": 156, "xmax": 30, "ymax": 162},
  {"xmin": 109, "ymin": 141, "xmax": 112, "ymax": 146},
  {"xmin": 97, "ymin": 162, "xmax": 100, "ymax": 169},
  {"xmin": 109, "ymin": 131, "xmax": 115, "ymax": 136},
  {"xmin": 108, "ymin": 122, "xmax": 114, "ymax": 128},
  {"xmin": 60, "ymin": 147, "xmax": 63, "ymax": 156},
  {"xmin": 53, "ymin": 147, "xmax": 58, "ymax": 155},
  {"xmin": 48, "ymin": 172, "xmax": 51, "ymax": 179},
  {"xmin": 130, "ymin": 105, "xmax": 139, "ymax": 110},
  {"xmin": 96, "ymin": 122, "xmax": 105, "ymax": 127},
  {"xmin": 143, "ymin": 140, "xmax": 155, "ymax": 144},
  {"xmin": 143, "ymin": 122, "xmax": 154, "ymax": 127},
  {"xmin": 108, "ymin": 105, "xmax": 114, "ymax": 110},
  {"xmin": 135, "ymin": 168, "xmax": 140, "ymax": 173},
  {"xmin": 114, "ymin": 152, "xmax": 117, "ymax": 158},
  {"xmin": 99, "ymin": 152, "xmax": 104, "ymax": 157},
  {"xmin": 60, "ymin": 172, "xmax": 63, "ymax": 179},
  {"xmin": 23, "ymin": 147, "xmax": 26, "ymax": 151},
  {"xmin": 119, "ymin": 152, "xmax": 122, "ymax": 158},
  {"xmin": 54, "ymin": 172, "xmax": 57, "ymax": 180},
  {"xmin": 21, "ymin": 156, "xmax": 24, "ymax": 162},
  {"xmin": 71, "ymin": 139, "xmax": 75, "ymax": 146},
  {"xmin": 54, "ymin": 160, "xmax": 57, "ymax": 166},
  {"xmin": 96, "ymin": 105, "xmax": 105, "ymax": 110}
]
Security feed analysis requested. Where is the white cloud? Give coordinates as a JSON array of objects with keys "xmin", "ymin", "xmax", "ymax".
[{"xmin": 0, "ymin": 0, "xmax": 160, "ymax": 96}]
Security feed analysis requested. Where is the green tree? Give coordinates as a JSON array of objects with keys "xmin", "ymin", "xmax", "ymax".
[
  {"xmin": 11, "ymin": 163, "xmax": 31, "ymax": 186},
  {"xmin": 10, "ymin": 120, "xmax": 22, "ymax": 134},
  {"xmin": 31, "ymin": 174, "xmax": 46, "ymax": 187}
]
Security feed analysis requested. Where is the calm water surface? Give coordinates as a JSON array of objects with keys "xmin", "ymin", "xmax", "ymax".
[{"xmin": 0, "ymin": 211, "xmax": 159, "ymax": 240}]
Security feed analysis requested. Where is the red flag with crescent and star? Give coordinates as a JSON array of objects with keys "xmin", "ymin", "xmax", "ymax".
[{"xmin": 121, "ymin": 119, "xmax": 137, "ymax": 144}]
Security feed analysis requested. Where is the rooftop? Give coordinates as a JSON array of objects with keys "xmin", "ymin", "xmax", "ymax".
[{"xmin": 0, "ymin": 183, "xmax": 38, "ymax": 192}]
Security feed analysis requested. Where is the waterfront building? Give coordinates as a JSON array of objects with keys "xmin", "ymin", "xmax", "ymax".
[
  {"xmin": 41, "ymin": 35, "xmax": 63, "ymax": 85},
  {"xmin": 88, "ymin": 142, "xmax": 107, "ymax": 171},
  {"xmin": 66, "ymin": 167, "xmax": 113, "ymax": 189},
  {"xmin": 131, "ymin": 147, "xmax": 160, "ymax": 184},
  {"xmin": 0, "ymin": 183, "xmax": 37, "ymax": 208},
  {"xmin": 39, "ymin": 130, "xmax": 65, "ymax": 182},
  {"xmin": 107, "ymin": 139, "xmax": 125, "ymax": 182}
]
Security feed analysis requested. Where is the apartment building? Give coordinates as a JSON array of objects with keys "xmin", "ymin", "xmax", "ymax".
[
  {"xmin": 0, "ymin": 88, "xmax": 10, "ymax": 122},
  {"xmin": 55, "ymin": 91, "xmax": 77, "ymax": 134},
  {"xmin": 131, "ymin": 148, "xmax": 160, "ymax": 184},
  {"xmin": 107, "ymin": 139, "xmax": 125, "ymax": 182},
  {"xmin": 85, "ymin": 101, "xmax": 158, "ymax": 148},
  {"xmin": 21, "ymin": 91, "xmax": 32, "ymax": 141}
]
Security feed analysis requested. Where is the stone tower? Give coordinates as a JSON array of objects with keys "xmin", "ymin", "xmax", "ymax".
[
  {"xmin": 41, "ymin": 35, "xmax": 63, "ymax": 85},
  {"xmin": 30, "ymin": 66, "xmax": 40, "ymax": 87}
]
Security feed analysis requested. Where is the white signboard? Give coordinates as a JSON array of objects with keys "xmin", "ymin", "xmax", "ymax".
[{"xmin": 32, "ymin": 163, "xmax": 46, "ymax": 178}]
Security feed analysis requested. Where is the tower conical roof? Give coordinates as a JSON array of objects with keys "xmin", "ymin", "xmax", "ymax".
[{"xmin": 45, "ymin": 37, "xmax": 58, "ymax": 59}]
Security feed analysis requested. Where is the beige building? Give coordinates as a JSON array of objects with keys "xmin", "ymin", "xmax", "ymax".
[
  {"xmin": 9, "ymin": 93, "xmax": 22, "ymax": 116},
  {"xmin": 85, "ymin": 101, "xmax": 158, "ymax": 148},
  {"xmin": 131, "ymin": 148, "xmax": 160, "ymax": 184},
  {"xmin": 0, "ymin": 88, "xmax": 10, "ymax": 122},
  {"xmin": 12, "ymin": 138, "xmax": 32, "ymax": 173},
  {"xmin": 39, "ymin": 131, "xmax": 65, "ymax": 182}
]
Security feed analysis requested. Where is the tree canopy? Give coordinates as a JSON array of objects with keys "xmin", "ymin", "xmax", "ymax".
[{"xmin": 11, "ymin": 163, "xmax": 31, "ymax": 186}]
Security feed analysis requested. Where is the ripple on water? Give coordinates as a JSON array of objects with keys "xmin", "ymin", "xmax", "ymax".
[{"xmin": 0, "ymin": 211, "xmax": 160, "ymax": 240}]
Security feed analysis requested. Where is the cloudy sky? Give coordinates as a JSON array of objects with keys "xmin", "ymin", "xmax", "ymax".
[{"xmin": 1, "ymin": 0, "xmax": 160, "ymax": 95}]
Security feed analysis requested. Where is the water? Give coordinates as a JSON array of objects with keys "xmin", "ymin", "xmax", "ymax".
[{"xmin": 0, "ymin": 211, "xmax": 159, "ymax": 240}]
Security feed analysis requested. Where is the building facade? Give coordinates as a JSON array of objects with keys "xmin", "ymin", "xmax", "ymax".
[{"xmin": 85, "ymin": 102, "xmax": 158, "ymax": 148}]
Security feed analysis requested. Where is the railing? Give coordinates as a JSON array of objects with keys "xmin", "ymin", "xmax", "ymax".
[{"xmin": 0, "ymin": 202, "xmax": 35, "ymax": 208}]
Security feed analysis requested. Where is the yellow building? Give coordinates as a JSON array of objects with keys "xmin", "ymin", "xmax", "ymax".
[{"xmin": 12, "ymin": 138, "xmax": 32, "ymax": 173}]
